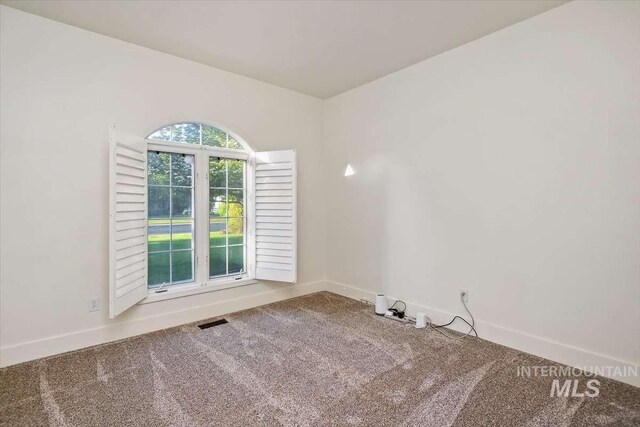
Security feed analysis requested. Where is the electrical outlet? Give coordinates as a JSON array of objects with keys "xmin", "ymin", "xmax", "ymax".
[
  {"xmin": 460, "ymin": 290, "xmax": 469, "ymax": 302},
  {"xmin": 89, "ymin": 298, "xmax": 100, "ymax": 312}
]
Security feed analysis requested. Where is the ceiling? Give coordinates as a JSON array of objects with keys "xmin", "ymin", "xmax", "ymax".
[{"xmin": 1, "ymin": 0, "xmax": 568, "ymax": 98}]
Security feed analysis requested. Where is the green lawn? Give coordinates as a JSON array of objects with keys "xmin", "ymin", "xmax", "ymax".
[
  {"xmin": 148, "ymin": 218, "xmax": 231, "ymax": 226},
  {"xmin": 148, "ymin": 232, "xmax": 244, "ymax": 286}
]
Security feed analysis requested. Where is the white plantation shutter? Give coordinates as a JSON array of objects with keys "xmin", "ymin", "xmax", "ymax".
[
  {"xmin": 109, "ymin": 125, "xmax": 148, "ymax": 318},
  {"xmin": 254, "ymin": 150, "xmax": 297, "ymax": 283}
]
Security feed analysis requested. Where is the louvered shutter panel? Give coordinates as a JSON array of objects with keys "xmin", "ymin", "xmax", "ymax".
[
  {"xmin": 254, "ymin": 150, "xmax": 297, "ymax": 283},
  {"xmin": 109, "ymin": 125, "xmax": 148, "ymax": 318}
]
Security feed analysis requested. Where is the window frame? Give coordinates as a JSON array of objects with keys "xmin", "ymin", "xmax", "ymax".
[
  {"xmin": 141, "ymin": 138, "xmax": 257, "ymax": 304},
  {"xmin": 147, "ymin": 150, "xmax": 196, "ymax": 288},
  {"xmin": 146, "ymin": 121, "xmax": 251, "ymax": 151},
  {"xmin": 208, "ymin": 157, "xmax": 247, "ymax": 280}
]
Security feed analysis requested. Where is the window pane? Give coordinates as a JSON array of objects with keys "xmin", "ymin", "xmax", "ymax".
[
  {"xmin": 172, "ymin": 250, "xmax": 193, "ymax": 282},
  {"xmin": 148, "ymin": 225, "xmax": 170, "ymax": 252},
  {"xmin": 202, "ymin": 126, "xmax": 226, "ymax": 148},
  {"xmin": 228, "ymin": 219, "xmax": 244, "ymax": 245},
  {"xmin": 169, "ymin": 124, "xmax": 186, "ymax": 142},
  {"xmin": 171, "ymin": 123, "xmax": 198, "ymax": 144},
  {"xmin": 228, "ymin": 189, "xmax": 244, "ymax": 217},
  {"xmin": 148, "ymin": 186, "xmax": 171, "ymax": 251},
  {"xmin": 171, "ymin": 154, "xmax": 193, "ymax": 187},
  {"xmin": 209, "ymin": 246, "xmax": 226, "ymax": 277},
  {"xmin": 148, "ymin": 126, "xmax": 171, "ymax": 142},
  {"xmin": 227, "ymin": 136, "xmax": 241, "ymax": 150},
  {"xmin": 228, "ymin": 160, "xmax": 244, "ymax": 188},
  {"xmin": 171, "ymin": 221, "xmax": 192, "ymax": 250},
  {"xmin": 148, "ymin": 186, "xmax": 170, "ymax": 218},
  {"xmin": 228, "ymin": 245, "xmax": 244, "ymax": 274},
  {"xmin": 209, "ymin": 216, "xmax": 226, "ymax": 240},
  {"xmin": 148, "ymin": 252, "xmax": 170, "ymax": 286},
  {"xmin": 147, "ymin": 123, "xmax": 245, "ymax": 150},
  {"xmin": 209, "ymin": 218, "xmax": 227, "ymax": 247},
  {"xmin": 209, "ymin": 158, "xmax": 226, "ymax": 188},
  {"xmin": 172, "ymin": 188, "xmax": 192, "ymax": 217},
  {"xmin": 209, "ymin": 188, "xmax": 226, "ymax": 217},
  {"xmin": 206, "ymin": 157, "xmax": 246, "ymax": 278},
  {"xmin": 183, "ymin": 123, "xmax": 201, "ymax": 143},
  {"xmin": 148, "ymin": 152, "xmax": 170, "ymax": 185},
  {"xmin": 147, "ymin": 149, "xmax": 198, "ymax": 289}
]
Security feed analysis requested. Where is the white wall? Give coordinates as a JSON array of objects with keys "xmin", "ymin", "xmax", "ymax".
[
  {"xmin": 2, "ymin": 1, "xmax": 639, "ymax": 386},
  {"xmin": 324, "ymin": 0, "xmax": 639, "ymax": 378},
  {"xmin": 0, "ymin": 6, "xmax": 326, "ymax": 363}
]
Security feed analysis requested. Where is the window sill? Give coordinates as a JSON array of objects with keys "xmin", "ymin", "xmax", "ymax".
[{"xmin": 139, "ymin": 277, "xmax": 258, "ymax": 305}]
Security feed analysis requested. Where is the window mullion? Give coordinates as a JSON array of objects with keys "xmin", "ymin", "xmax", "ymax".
[
  {"xmin": 168, "ymin": 155, "xmax": 173, "ymax": 284},
  {"xmin": 195, "ymin": 151, "xmax": 207, "ymax": 286},
  {"xmin": 225, "ymin": 160, "xmax": 229, "ymax": 275}
]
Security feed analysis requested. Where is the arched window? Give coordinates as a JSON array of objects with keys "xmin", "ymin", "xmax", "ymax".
[
  {"xmin": 147, "ymin": 122, "xmax": 248, "ymax": 151},
  {"xmin": 144, "ymin": 122, "xmax": 250, "ymax": 291},
  {"xmin": 108, "ymin": 122, "xmax": 297, "ymax": 316}
]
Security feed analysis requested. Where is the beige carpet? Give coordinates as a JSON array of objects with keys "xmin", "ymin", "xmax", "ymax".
[{"xmin": 1, "ymin": 292, "xmax": 639, "ymax": 426}]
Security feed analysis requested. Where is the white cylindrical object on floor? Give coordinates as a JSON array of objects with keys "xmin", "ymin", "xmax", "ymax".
[
  {"xmin": 415, "ymin": 312, "xmax": 428, "ymax": 329},
  {"xmin": 375, "ymin": 294, "xmax": 387, "ymax": 315}
]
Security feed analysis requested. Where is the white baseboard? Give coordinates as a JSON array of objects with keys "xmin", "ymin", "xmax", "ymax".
[
  {"xmin": 325, "ymin": 280, "xmax": 640, "ymax": 388},
  {"xmin": 3, "ymin": 278, "xmax": 637, "ymax": 389},
  {"xmin": 0, "ymin": 280, "xmax": 327, "ymax": 368}
]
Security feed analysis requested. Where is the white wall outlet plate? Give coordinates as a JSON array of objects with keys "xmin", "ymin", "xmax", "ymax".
[
  {"xmin": 460, "ymin": 290, "xmax": 469, "ymax": 302},
  {"xmin": 89, "ymin": 298, "xmax": 100, "ymax": 312}
]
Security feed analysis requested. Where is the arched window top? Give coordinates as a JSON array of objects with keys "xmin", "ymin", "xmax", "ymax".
[{"xmin": 147, "ymin": 122, "xmax": 247, "ymax": 151}]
